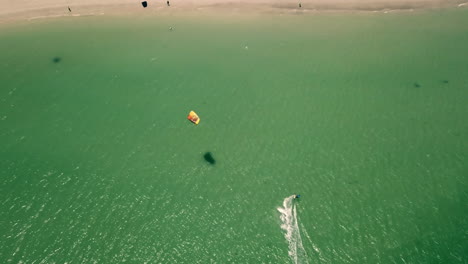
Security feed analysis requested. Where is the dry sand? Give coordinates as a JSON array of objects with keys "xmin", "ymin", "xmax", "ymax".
[{"xmin": 0, "ymin": 0, "xmax": 467, "ymax": 22}]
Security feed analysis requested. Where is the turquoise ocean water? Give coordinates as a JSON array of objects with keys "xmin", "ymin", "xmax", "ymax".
[{"xmin": 1, "ymin": 8, "xmax": 467, "ymax": 263}]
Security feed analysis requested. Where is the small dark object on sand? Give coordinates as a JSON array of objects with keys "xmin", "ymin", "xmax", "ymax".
[
  {"xmin": 204, "ymin": 152, "xmax": 216, "ymax": 165},
  {"xmin": 142, "ymin": 1, "xmax": 147, "ymax": 8},
  {"xmin": 68, "ymin": 6, "xmax": 72, "ymax": 12},
  {"xmin": 167, "ymin": 1, "xmax": 170, "ymax": 6},
  {"xmin": 52, "ymin": 57, "xmax": 61, "ymax": 63},
  {"xmin": 299, "ymin": 3, "xmax": 302, "ymax": 8}
]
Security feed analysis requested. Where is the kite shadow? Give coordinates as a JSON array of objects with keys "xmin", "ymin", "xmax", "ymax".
[{"xmin": 203, "ymin": 152, "xmax": 216, "ymax": 165}]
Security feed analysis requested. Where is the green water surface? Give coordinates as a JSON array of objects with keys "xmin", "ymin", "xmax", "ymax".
[{"xmin": 1, "ymin": 9, "xmax": 467, "ymax": 263}]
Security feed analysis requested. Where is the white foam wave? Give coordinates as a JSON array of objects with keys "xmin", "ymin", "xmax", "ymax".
[{"xmin": 277, "ymin": 195, "xmax": 309, "ymax": 264}]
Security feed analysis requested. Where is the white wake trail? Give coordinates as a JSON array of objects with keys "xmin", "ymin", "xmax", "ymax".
[{"xmin": 277, "ymin": 195, "xmax": 309, "ymax": 264}]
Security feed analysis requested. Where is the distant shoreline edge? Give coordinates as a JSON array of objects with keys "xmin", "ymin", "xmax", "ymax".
[{"xmin": 1, "ymin": 0, "xmax": 467, "ymax": 24}]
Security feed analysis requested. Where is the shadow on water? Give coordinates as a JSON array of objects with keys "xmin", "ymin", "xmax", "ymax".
[
  {"xmin": 413, "ymin": 82, "xmax": 421, "ymax": 88},
  {"xmin": 52, "ymin": 57, "xmax": 62, "ymax": 63},
  {"xmin": 203, "ymin": 152, "xmax": 216, "ymax": 165},
  {"xmin": 442, "ymin": 80, "xmax": 449, "ymax": 84}
]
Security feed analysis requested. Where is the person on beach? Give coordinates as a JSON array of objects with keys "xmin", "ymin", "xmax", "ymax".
[
  {"xmin": 68, "ymin": 6, "xmax": 72, "ymax": 12},
  {"xmin": 167, "ymin": 1, "xmax": 170, "ymax": 6}
]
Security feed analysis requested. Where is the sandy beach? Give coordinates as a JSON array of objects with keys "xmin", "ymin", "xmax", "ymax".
[{"xmin": 1, "ymin": 0, "xmax": 467, "ymax": 23}]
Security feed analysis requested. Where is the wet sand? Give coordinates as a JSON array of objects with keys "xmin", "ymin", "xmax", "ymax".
[{"xmin": 1, "ymin": 0, "xmax": 467, "ymax": 23}]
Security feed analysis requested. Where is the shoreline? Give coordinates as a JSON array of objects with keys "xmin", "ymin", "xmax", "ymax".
[{"xmin": 1, "ymin": 0, "xmax": 467, "ymax": 24}]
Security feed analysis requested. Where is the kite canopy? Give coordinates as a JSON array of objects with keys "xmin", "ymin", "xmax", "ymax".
[{"xmin": 187, "ymin": 111, "xmax": 200, "ymax": 125}]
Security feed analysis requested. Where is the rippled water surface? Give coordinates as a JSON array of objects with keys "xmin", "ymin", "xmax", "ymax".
[{"xmin": 1, "ymin": 9, "xmax": 467, "ymax": 263}]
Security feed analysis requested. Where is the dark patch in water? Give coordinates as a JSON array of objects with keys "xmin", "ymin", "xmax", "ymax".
[
  {"xmin": 203, "ymin": 152, "xmax": 216, "ymax": 165},
  {"xmin": 413, "ymin": 82, "xmax": 421, "ymax": 88},
  {"xmin": 442, "ymin": 80, "xmax": 449, "ymax": 84},
  {"xmin": 52, "ymin": 57, "xmax": 62, "ymax": 63}
]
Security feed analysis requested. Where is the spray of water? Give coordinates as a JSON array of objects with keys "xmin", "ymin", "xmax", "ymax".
[{"xmin": 277, "ymin": 195, "xmax": 309, "ymax": 264}]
